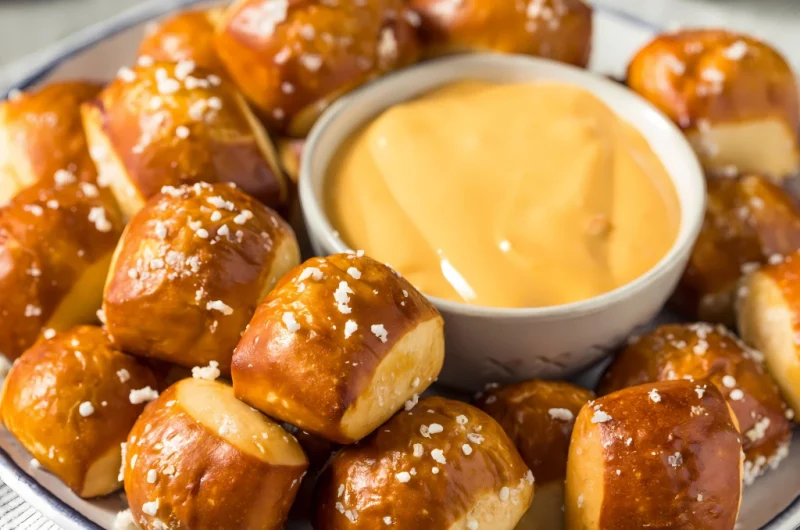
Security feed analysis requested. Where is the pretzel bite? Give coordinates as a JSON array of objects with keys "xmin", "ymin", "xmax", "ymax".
[
  {"xmin": 627, "ymin": 29, "xmax": 799, "ymax": 180},
  {"xmin": 673, "ymin": 173, "xmax": 800, "ymax": 325},
  {"xmin": 738, "ymin": 250, "xmax": 800, "ymax": 421},
  {"xmin": 566, "ymin": 380, "xmax": 742, "ymax": 530},
  {"xmin": 232, "ymin": 253, "xmax": 445, "ymax": 443},
  {"xmin": 278, "ymin": 137, "xmax": 305, "ymax": 184},
  {"xmin": 599, "ymin": 323, "xmax": 791, "ymax": 484},
  {"xmin": 314, "ymin": 396, "xmax": 533, "ymax": 529},
  {"xmin": 0, "ymin": 326, "xmax": 157, "ymax": 497},
  {"xmin": 137, "ymin": 8, "xmax": 227, "ymax": 73},
  {"xmin": 123, "ymin": 378, "xmax": 308, "ymax": 530},
  {"xmin": 81, "ymin": 61, "xmax": 287, "ymax": 219},
  {"xmin": 0, "ymin": 176, "xmax": 123, "ymax": 360},
  {"xmin": 103, "ymin": 182, "xmax": 299, "ymax": 373},
  {"xmin": 409, "ymin": 0, "xmax": 593, "ymax": 67},
  {"xmin": 476, "ymin": 380, "xmax": 594, "ymax": 530},
  {"xmin": 0, "ymin": 81, "xmax": 101, "ymax": 203},
  {"xmin": 215, "ymin": 0, "xmax": 421, "ymax": 136}
]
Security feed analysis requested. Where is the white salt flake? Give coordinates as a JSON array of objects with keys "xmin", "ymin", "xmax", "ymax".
[
  {"xmin": 371, "ymin": 324, "xmax": 389, "ymax": 343},
  {"xmin": 549, "ymin": 408, "xmax": 574, "ymax": 421},
  {"xmin": 78, "ymin": 402, "xmax": 95, "ymax": 417},
  {"xmin": 129, "ymin": 387, "xmax": 159, "ymax": 404}
]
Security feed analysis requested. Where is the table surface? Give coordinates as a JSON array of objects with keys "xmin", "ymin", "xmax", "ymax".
[{"xmin": 0, "ymin": 0, "xmax": 799, "ymax": 528}]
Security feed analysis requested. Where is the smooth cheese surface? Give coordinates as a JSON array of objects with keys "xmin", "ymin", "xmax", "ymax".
[{"xmin": 326, "ymin": 81, "xmax": 680, "ymax": 308}]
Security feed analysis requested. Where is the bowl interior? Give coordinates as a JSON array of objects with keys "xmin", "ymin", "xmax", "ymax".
[{"xmin": 300, "ymin": 53, "xmax": 706, "ymax": 318}]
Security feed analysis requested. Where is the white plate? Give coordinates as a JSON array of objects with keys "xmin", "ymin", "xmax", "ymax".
[{"xmin": 1, "ymin": 2, "xmax": 799, "ymax": 529}]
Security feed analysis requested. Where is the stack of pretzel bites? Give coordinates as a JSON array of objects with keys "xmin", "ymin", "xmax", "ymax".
[{"xmin": 0, "ymin": 2, "xmax": 799, "ymax": 529}]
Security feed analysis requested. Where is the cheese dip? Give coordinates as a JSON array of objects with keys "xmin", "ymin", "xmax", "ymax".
[{"xmin": 326, "ymin": 81, "xmax": 680, "ymax": 308}]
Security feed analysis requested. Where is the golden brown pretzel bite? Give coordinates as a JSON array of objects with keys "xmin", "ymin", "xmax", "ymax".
[
  {"xmin": 476, "ymin": 380, "xmax": 594, "ymax": 530},
  {"xmin": 123, "ymin": 378, "xmax": 308, "ymax": 530},
  {"xmin": 409, "ymin": 0, "xmax": 593, "ymax": 67},
  {"xmin": 215, "ymin": 0, "xmax": 421, "ymax": 136},
  {"xmin": 598, "ymin": 323, "xmax": 791, "ymax": 484},
  {"xmin": 81, "ymin": 61, "xmax": 287, "ymax": 219},
  {"xmin": 673, "ymin": 173, "xmax": 800, "ymax": 325},
  {"xmin": 137, "ymin": 8, "xmax": 227, "ymax": 73},
  {"xmin": 0, "ymin": 326, "xmax": 157, "ymax": 498},
  {"xmin": 738, "ymin": 250, "xmax": 800, "ymax": 421},
  {"xmin": 103, "ymin": 182, "xmax": 299, "ymax": 373},
  {"xmin": 0, "ymin": 176, "xmax": 123, "ymax": 360},
  {"xmin": 232, "ymin": 253, "xmax": 445, "ymax": 444},
  {"xmin": 627, "ymin": 29, "xmax": 799, "ymax": 180},
  {"xmin": 314, "ymin": 396, "xmax": 534, "ymax": 529},
  {"xmin": 0, "ymin": 81, "xmax": 101, "ymax": 204},
  {"xmin": 278, "ymin": 137, "xmax": 305, "ymax": 184},
  {"xmin": 566, "ymin": 380, "xmax": 743, "ymax": 530}
]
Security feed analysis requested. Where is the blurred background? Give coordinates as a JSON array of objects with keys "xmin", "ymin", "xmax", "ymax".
[{"xmin": 1, "ymin": 0, "xmax": 800, "ymax": 71}]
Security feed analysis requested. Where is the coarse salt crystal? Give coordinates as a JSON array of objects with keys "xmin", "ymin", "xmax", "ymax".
[
  {"xmin": 549, "ymin": 408, "xmax": 574, "ymax": 421},
  {"xmin": 233, "ymin": 210, "xmax": 253, "ymax": 225},
  {"xmin": 79, "ymin": 402, "xmax": 95, "ymax": 417},
  {"xmin": 668, "ymin": 452, "xmax": 683, "ymax": 467},
  {"xmin": 54, "ymin": 169, "xmax": 76, "ymax": 186},
  {"xmin": 88, "ymin": 207, "xmax": 113, "ymax": 232},
  {"xmin": 591, "ymin": 410, "xmax": 612, "ymax": 423},
  {"xmin": 344, "ymin": 320, "xmax": 358, "ymax": 339},
  {"xmin": 431, "ymin": 448, "xmax": 446, "ymax": 464},
  {"xmin": 142, "ymin": 499, "xmax": 159, "ymax": 516},
  {"xmin": 206, "ymin": 300, "xmax": 233, "ymax": 315},
  {"xmin": 371, "ymin": 324, "xmax": 388, "ymax": 343},
  {"xmin": 129, "ymin": 387, "xmax": 159, "ymax": 404},
  {"xmin": 282, "ymin": 312, "xmax": 301, "ymax": 332},
  {"xmin": 192, "ymin": 361, "xmax": 220, "ymax": 381}
]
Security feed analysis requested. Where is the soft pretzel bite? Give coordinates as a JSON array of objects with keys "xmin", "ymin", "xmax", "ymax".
[
  {"xmin": 0, "ymin": 326, "xmax": 157, "ymax": 498},
  {"xmin": 409, "ymin": 0, "xmax": 593, "ymax": 67},
  {"xmin": 81, "ymin": 61, "xmax": 287, "ymax": 219},
  {"xmin": 566, "ymin": 380, "xmax": 742, "ymax": 530},
  {"xmin": 738, "ymin": 250, "xmax": 800, "ymax": 421},
  {"xmin": 476, "ymin": 380, "xmax": 594, "ymax": 530},
  {"xmin": 137, "ymin": 8, "xmax": 227, "ymax": 72},
  {"xmin": 103, "ymin": 182, "xmax": 299, "ymax": 373},
  {"xmin": 314, "ymin": 396, "xmax": 534, "ymax": 529},
  {"xmin": 278, "ymin": 137, "xmax": 305, "ymax": 184},
  {"xmin": 598, "ymin": 323, "xmax": 791, "ymax": 484},
  {"xmin": 123, "ymin": 378, "xmax": 308, "ymax": 530},
  {"xmin": 0, "ymin": 176, "xmax": 123, "ymax": 360},
  {"xmin": 0, "ymin": 81, "xmax": 101, "ymax": 203},
  {"xmin": 215, "ymin": 0, "xmax": 421, "ymax": 136},
  {"xmin": 627, "ymin": 29, "xmax": 799, "ymax": 180},
  {"xmin": 673, "ymin": 173, "xmax": 800, "ymax": 325},
  {"xmin": 232, "ymin": 253, "xmax": 445, "ymax": 443}
]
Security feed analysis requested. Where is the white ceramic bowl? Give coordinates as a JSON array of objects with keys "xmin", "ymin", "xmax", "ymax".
[{"xmin": 299, "ymin": 53, "xmax": 706, "ymax": 391}]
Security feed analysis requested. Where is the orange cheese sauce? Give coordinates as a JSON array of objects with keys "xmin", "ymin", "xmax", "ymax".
[{"xmin": 326, "ymin": 81, "xmax": 680, "ymax": 308}]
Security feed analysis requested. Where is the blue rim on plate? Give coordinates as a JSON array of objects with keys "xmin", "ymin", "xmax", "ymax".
[{"xmin": 0, "ymin": 2, "xmax": 797, "ymax": 530}]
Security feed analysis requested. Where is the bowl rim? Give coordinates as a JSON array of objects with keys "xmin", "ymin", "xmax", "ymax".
[{"xmin": 299, "ymin": 53, "xmax": 707, "ymax": 321}]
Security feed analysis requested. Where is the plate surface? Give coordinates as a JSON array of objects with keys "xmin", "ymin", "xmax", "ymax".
[{"xmin": 1, "ymin": 2, "xmax": 799, "ymax": 529}]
